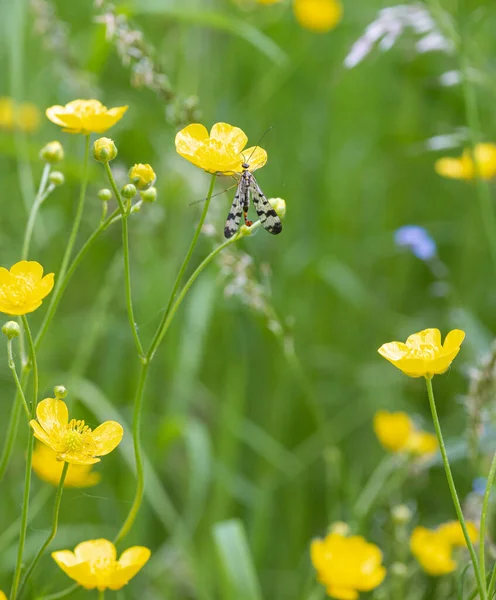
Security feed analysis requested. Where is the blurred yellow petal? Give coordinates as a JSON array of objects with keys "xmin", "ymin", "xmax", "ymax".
[
  {"xmin": 326, "ymin": 586, "xmax": 358, "ymax": 600},
  {"xmin": 435, "ymin": 157, "xmax": 472, "ymax": 179},
  {"xmin": 437, "ymin": 521, "xmax": 478, "ymax": 546},
  {"xmin": 293, "ymin": 0, "xmax": 343, "ymax": 33},
  {"xmin": 373, "ymin": 411, "xmax": 413, "ymax": 452},
  {"xmin": 411, "ymin": 526, "xmax": 457, "ymax": 575},
  {"xmin": 32, "ymin": 443, "xmax": 100, "ymax": 488},
  {"xmin": 91, "ymin": 422, "xmax": 124, "ymax": 456},
  {"xmin": 0, "ymin": 591, "xmax": 7, "ymax": 600},
  {"xmin": 406, "ymin": 431, "xmax": 438, "ymax": 456},
  {"xmin": 46, "ymin": 100, "xmax": 127, "ymax": 134},
  {"xmin": 46, "ymin": 105, "xmax": 69, "ymax": 127}
]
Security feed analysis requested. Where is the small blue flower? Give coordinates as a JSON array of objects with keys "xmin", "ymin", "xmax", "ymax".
[
  {"xmin": 395, "ymin": 225, "xmax": 437, "ymax": 261},
  {"xmin": 472, "ymin": 477, "xmax": 488, "ymax": 496}
]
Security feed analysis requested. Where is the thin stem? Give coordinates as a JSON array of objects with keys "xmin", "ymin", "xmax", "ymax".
[
  {"xmin": 7, "ymin": 338, "xmax": 30, "ymax": 420},
  {"xmin": 147, "ymin": 173, "xmax": 217, "ymax": 361},
  {"xmin": 98, "ymin": 590, "xmax": 105, "ymax": 600},
  {"xmin": 38, "ymin": 584, "xmax": 80, "ymax": 600},
  {"xmin": 104, "ymin": 161, "xmax": 144, "ymax": 358},
  {"xmin": 22, "ymin": 162, "xmax": 51, "ymax": 260},
  {"xmin": 480, "ymin": 453, "xmax": 496, "ymax": 593},
  {"xmin": 35, "ymin": 207, "xmax": 120, "ymax": 350},
  {"xmin": 0, "ymin": 372, "xmax": 26, "ymax": 482},
  {"xmin": 353, "ymin": 455, "xmax": 399, "ymax": 521},
  {"xmin": 10, "ymin": 316, "xmax": 38, "ymax": 600},
  {"xmin": 19, "ymin": 462, "xmax": 69, "ymax": 594},
  {"xmin": 425, "ymin": 377, "xmax": 486, "ymax": 600},
  {"xmin": 488, "ymin": 563, "xmax": 496, "ymax": 599},
  {"xmin": 114, "ymin": 360, "xmax": 150, "ymax": 545}
]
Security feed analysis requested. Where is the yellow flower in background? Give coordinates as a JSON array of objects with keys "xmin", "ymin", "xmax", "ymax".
[
  {"xmin": 311, "ymin": 532, "xmax": 386, "ymax": 599},
  {"xmin": 175, "ymin": 122, "xmax": 267, "ymax": 174},
  {"xmin": 438, "ymin": 520, "xmax": 478, "ymax": 546},
  {"xmin": 373, "ymin": 411, "xmax": 438, "ymax": 456},
  {"xmin": 46, "ymin": 99, "xmax": 128, "ymax": 134},
  {"xmin": 30, "ymin": 398, "xmax": 123, "ymax": 465},
  {"xmin": 293, "ymin": 0, "xmax": 343, "ymax": 33},
  {"xmin": 435, "ymin": 143, "xmax": 496, "ymax": 181},
  {"xmin": 0, "ymin": 97, "xmax": 14, "ymax": 129},
  {"xmin": 0, "ymin": 261, "xmax": 54, "ymax": 316},
  {"xmin": 52, "ymin": 539, "xmax": 151, "ymax": 590},
  {"xmin": 257, "ymin": 0, "xmax": 283, "ymax": 4},
  {"xmin": 0, "ymin": 97, "xmax": 41, "ymax": 133},
  {"xmin": 0, "ymin": 591, "xmax": 6, "ymax": 600},
  {"xmin": 411, "ymin": 522, "xmax": 478, "ymax": 576},
  {"xmin": 32, "ymin": 443, "xmax": 100, "ymax": 488},
  {"xmin": 378, "ymin": 328, "xmax": 465, "ymax": 378},
  {"xmin": 129, "ymin": 163, "xmax": 156, "ymax": 190}
]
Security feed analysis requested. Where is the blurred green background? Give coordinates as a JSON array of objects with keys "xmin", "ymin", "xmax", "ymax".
[{"xmin": 0, "ymin": 0, "xmax": 495, "ymax": 598}]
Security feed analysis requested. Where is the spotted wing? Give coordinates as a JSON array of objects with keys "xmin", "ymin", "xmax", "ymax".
[
  {"xmin": 224, "ymin": 177, "xmax": 248, "ymax": 239},
  {"xmin": 250, "ymin": 178, "xmax": 282, "ymax": 235}
]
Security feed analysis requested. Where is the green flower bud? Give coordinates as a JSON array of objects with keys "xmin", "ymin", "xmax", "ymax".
[
  {"xmin": 121, "ymin": 184, "xmax": 136, "ymax": 199},
  {"xmin": 129, "ymin": 163, "xmax": 156, "ymax": 191},
  {"xmin": 49, "ymin": 171, "xmax": 65, "ymax": 186},
  {"xmin": 390, "ymin": 563, "xmax": 408, "ymax": 578},
  {"xmin": 98, "ymin": 188, "xmax": 112, "ymax": 202},
  {"xmin": 39, "ymin": 141, "xmax": 64, "ymax": 164},
  {"xmin": 269, "ymin": 197, "xmax": 286, "ymax": 219},
  {"xmin": 328, "ymin": 522, "xmax": 350, "ymax": 536},
  {"xmin": 53, "ymin": 385, "xmax": 68, "ymax": 399},
  {"xmin": 92, "ymin": 137, "xmax": 118, "ymax": 163},
  {"xmin": 140, "ymin": 186, "xmax": 157, "ymax": 203},
  {"xmin": 2, "ymin": 321, "xmax": 20, "ymax": 339},
  {"xmin": 391, "ymin": 504, "xmax": 412, "ymax": 525}
]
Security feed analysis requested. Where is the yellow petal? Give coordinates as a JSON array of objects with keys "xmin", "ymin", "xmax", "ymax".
[
  {"xmin": 30, "ymin": 420, "xmax": 55, "ymax": 449},
  {"xmin": 373, "ymin": 411, "xmax": 413, "ymax": 452},
  {"xmin": 293, "ymin": 0, "xmax": 343, "ymax": 33},
  {"xmin": 0, "ymin": 301, "xmax": 43, "ymax": 316},
  {"xmin": 175, "ymin": 123, "xmax": 209, "ymax": 158},
  {"xmin": 0, "ymin": 267, "xmax": 12, "ymax": 285},
  {"xmin": 326, "ymin": 586, "xmax": 358, "ymax": 600},
  {"xmin": 10, "ymin": 260, "xmax": 43, "ymax": 280},
  {"xmin": 46, "ymin": 105, "xmax": 71, "ymax": 127},
  {"xmin": 36, "ymin": 273, "xmax": 55, "ymax": 299},
  {"xmin": 442, "ymin": 329, "xmax": 465, "ymax": 353},
  {"xmin": 406, "ymin": 328, "xmax": 441, "ymax": 349},
  {"xmin": 358, "ymin": 565, "xmax": 386, "ymax": 591},
  {"xmin": 377, "ymin": 341, "xmax": 408, "ymax": 362},
  {"xmin": 52, "ymin": 551, "xmax": 97, "ymax": 588},
  {"xmin": 437, "ymin": 520, "xmax": 478, "ymax": 546},
  {"xmin": 210, "ymin": 123, "xmax": 248, "ymax": 154},
  {"xmin": 35, "ymin": 398, "xmax": 68, "ymax": 440},
  {"xmin": 406, "ymin": 431, "xmax": 438, "ymax": 456},
  {"xmin": 90, "ymin": 421, "xmax": 124, "ymax": 456},
  {"xmin": 0, "ymin": 591, "xmax": 6, "ymax": 600},
  {"xmin": 58, "ymin": 452, "xmax": 100, "ymax": 466},
  {"xmin": 107, "ymin": 547, "xmax": 151, "ymax": 589},
  {"xmin": 74, "ymin": 539, "xmax": 116, "ymax": 562},
  {"xmin": 241, "ymin": 146, "xmax": 268, "ymax": 172}
]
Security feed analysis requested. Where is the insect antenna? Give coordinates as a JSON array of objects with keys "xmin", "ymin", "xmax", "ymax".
[
  {"xmin": 188, "ymin": 180, "xmax": 239, "ymax": 206},
  {"xmin": 242, "ymin": 125, "xmax": 274, "ymax": 165}
]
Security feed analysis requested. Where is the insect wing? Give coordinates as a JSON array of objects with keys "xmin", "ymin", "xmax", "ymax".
[
  {"xmin": 224, "ymin": 177, "xmax": 247, "ymax": 239},
  {"xmin": 250, "ymin": 178, "xmax": 282, "ymax": 235}
]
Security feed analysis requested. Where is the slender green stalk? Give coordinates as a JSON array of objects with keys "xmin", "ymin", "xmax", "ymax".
[
  {"xmin": 7, "ymin": 338, "xmax": 30, "ymax": 420},
  {"xmin": 18, "ymin": 462, "xmax": 69, "ymax": 594},
  {"xmin": 480, "ymin": 453, "xmax": 496, "ymax": 593},
  {"xmin": 425, "ymin": 377, "xmax": 486, "ymax": 600},
  {"xmin": 22, "ymin": 162, "xmax": 51, "ymax": 260},
  {"xmin": 353, "ymin": 455, "xmax": 399, "ymax": 521},
  {"xmin": 39, "ymin": 584, "xmax": 79, "ymax": 600},
  {"xmin": 488, "ymin": 563, "xmax": 496, "ymax": 599},
  {"xmin": 104, "ymin": 161, "xmax": 144, "ymax": 358},
  {"xmin": 114, "ymin": 360, "xmax": 150, "ymax": 544},
  {"xmin": 10, "ymin": 317, "xmax": 39, "ymax": 600},
  {"xmin": 147, "ymin": 173, "xmax": 217, "ymax": 361},
  {"xmin": 0, "ymin": 372, "xmax": 26, "ymax": 482},
  {"xmin": 98, "ymin": 590, "xmax": 105, "ymax": 600}
]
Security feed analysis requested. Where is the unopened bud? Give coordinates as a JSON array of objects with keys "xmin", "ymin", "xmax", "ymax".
[
  {"xmin": 392, "ymin": 504, "xmax": 412, "ymax": 525},
  {"xmin": 40, "ymin": 141, "xmax": 64, "ymax": 164},
  {"xmin": 121, "ymin": 184, "xmax": 136, "ymax": 199},
  {"xmin": 140, "ymin": 186, "xmax": 157, "ymax": 203},
  {"xmin": 49, "ymin": 171, "xmax": 65, "ymax": 186},
  {"xmin": 269, "ymin": 197, "xmax": 286, "ymax": 219},
  {"xmin": 129, "ymin": 163, "xmax": 156, "ymax": 191},
  {"xmin": 390, "ymin": 563, "xmax": 408, "ymax": 578},
  {"xmin": 98, "ymin": 188, "xmax": 112, "ymax": 202},
  {"xmin": 92, "ymin": 137, "xmax": 117, "ymax": 163},
  {"xmin": 53, "ymin": 385, "xmax": 67, "ymax": 399},
  {"xmin": 2, "ymin": 321, "xmax": 20, "ymax": 339},
  {"xmin": 329, "ymin": 522, "xmax": 350, "ymax": 536}
]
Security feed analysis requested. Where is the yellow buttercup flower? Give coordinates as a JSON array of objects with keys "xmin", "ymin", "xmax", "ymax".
[
  {"xmin": 0, "ymin": 97, "xmax": 14, "ymax": 130},
  {"xmin": 378, "ymin": 328, "xmax": 465, "ymax": 378},
  {"xmin": 46, "ymin": 100, "xmax": 128, "ymax": 135},
  {"xmin": 0, "ymin": 261, "xmax": 54, "ymax": 316},
  {"xmin": 0, "ymin": 591, "xmax": 6, "ymax": 600},
  {"xmin": 0, "ymin": 97, "xmax": 40, "ymax": 133},
  {"xmin": 373, "ymin": 411, "xmax": 438, "ymax": 456},
  {"xmin": 435, "ymin": 143, "xmax": 496, "ymax": 180},
  {"xmin": 293, "ymin": 0, "xmax": 343, "ymax": 33},
  {"xmin": 30, "ymin": 398, "xmax": 123, "ymax": 465},
  {"xmin": 411, "ymin": 522, "xmax": 478, "ymax": 576},
  {"xmin": 129, "ymin": 163, "xmax": 156, "ymax": 190},
  {"xmin": 175, "ymin": 122, "xmax": 267, "ymax": 174},
  {"xmin": 311, "ymin": 532, "xmax": 386, "ymax": 599},
  {"xmin": 52, "ymin": 539, "xmax": 151, "ymax": 591},
  {"xmin": 32, "ymin": 442, "xmax": 100, "ymax": 488}
]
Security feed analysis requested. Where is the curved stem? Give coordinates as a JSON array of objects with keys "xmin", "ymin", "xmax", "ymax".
[
  {"xmin": 103, "ymin": 161, "xmax": 144, "ymax": 358},
  {"xmin": 488, "ymin": 563, "xmax": 496, "ymax": 599},
  {"xmin": 10, "ymin": 316, "xmax": 38, "ymax": 600},
  {"xmin": 22, "ymin": 162, "xmax": 51, "ymax": 260},
  {"xmin": 7, "ymin": 338, "xmax": 30, "ymax": 420},
  {"xmin": 425, "ymin": 377, "xmax": 486, "ymax": 600},
  {"xmin": 480, "ymin": 453, "xmax": 496, "ymax": 592},
  {"xmin": 147, "ymin": 173, "xmax": 217, "ymax": 361},
  {"xmin": 114, "ymin": 360, "xmax": 150, "ymax": 544},
  {"xmin": 18, "ymin": 462, "xmax": 69, "ymax": 594},
  {"xmin": 38, "ymin": 584, "xmax": 80, "ymax": 600}
]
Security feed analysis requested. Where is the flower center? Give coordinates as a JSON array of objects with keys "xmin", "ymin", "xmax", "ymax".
[
  {"xmin": 62, "ymin": 419, "xmax": 92, "ymax": 454},
  {"xmin": 0, "ymin": 275, "xmax": 35, "ymax": 306},
  {"xmin": 406, "ymin": 342, "xmax": 440, "ymax": 360},
  {"xmin": 89, "ymin": 556, "xmax": 119, "ymax": 576}
]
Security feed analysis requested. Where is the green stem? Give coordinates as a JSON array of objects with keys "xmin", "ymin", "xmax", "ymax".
[
  {"xmin": 488, "ymin": 564, "xmax": 496, "ymax": 599},
  {"xmin": 38, "ymin": 584, "xmax": 80, "ymax": 600},
  {"xmin": 103, "ymin": 161, "xmax": 144, "ymax": 358},
  {"xmin": 98, "ymin": 590, "xmax": 105, "ymax": 600},
  {"xmin": 353, "ymin": 454, "xmax": 399, "ymax": 521},
  {"xmin": 0, "ymin": 371, "xmax": 26, "ymax": 482},
  {"xmin": 425, "ymin": 377, "xmax": 486, "ymax": 600},
  {"xmin": 113, "ymin": 360, "xmax": 150, "ymax": 545},
  {"xmin": 18, "ymin": 462, "xmax": 69, "ymax": 594},
  {"xmin": 10, "ymin": 316, "xmax": 38, "ymax": 600},
  {"xmin": 7, "ymin": 338, "xmax": 30, "ymax": 420},
  {"xmin": 35, "ymin": 207, "xmax": 120, "ymax": 350},
  {"xmin": 480, "ymin": 453, "xmax": 496, "ymax": 594},
  {"xmin": 147, "ymin": 173, "xmax": 217, "ymax": 361},
  {"xmin": 22, "ymin": 162, "xmax": 51, "ymax": 260}
]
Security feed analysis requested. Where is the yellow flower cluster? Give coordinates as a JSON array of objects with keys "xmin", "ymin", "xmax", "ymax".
[
  {"xmin": 373, "ymin": 410, "xmax": 437, "ymax": 456},
  {"xmin": 311, "ymin": 532, "xmax": 386, "ymax": 599},
  {"xmin": 411, "ymin": 521, "xmax": 479, "ymax": 576},
  {"xmin": 436, "ymin": 143, "xmax": 496, "ymax": 180},
  {"xmin": 0, "ymin": 97, "xmax": 41, "ymax": 133}
]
